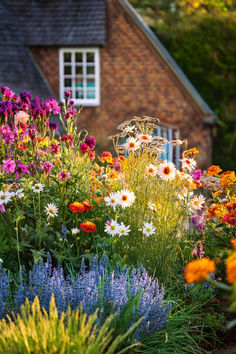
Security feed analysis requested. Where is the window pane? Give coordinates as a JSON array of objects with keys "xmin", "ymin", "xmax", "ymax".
[
  {"xmin": 87, "ymin": 89, "xmax": 95, "ymax": 99},
  {"xmin": 64, "ymin": 66, "xmax": 71, "ymax": 75},
  {"xmin": 86, "ymin": 66, "xmax": 95, "ymax": 75},
  {"xmin": 75, "ymin": 78, "xmax": 83, "ymax": 88},
  {"xmin": 86, "ymin": 78, "xmax": 95, "ymax": 88},
  {"xmin": 76, "ymin": 90, "xmax": 84, "ymax": 99},
  {"xmin": 64, "ymin": 78, "xmax": 72, "ymax": 87},
  {"xmin": 75, "ymin": 53, "xmax": 83, "ymax": 62},
  {"xmin": 76, "ymin": 66, "xmax": 83, "ymax": 75},
  {"xmin": 64, "ymin": 53, "xmax": 71, "ymax": 62},
  {"xmin": 86, "ymin": 52, "xmax": 95, "ymax": 62}
]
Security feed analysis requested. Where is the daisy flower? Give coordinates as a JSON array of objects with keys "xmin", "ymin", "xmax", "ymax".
[
  {"xmin": 71, "ymin": 227, "xmax": 80, "ymax": 235},
  {"xmin": 117, "ymin": 222, "xmax": 130, "ymax": 237},
  {"xmin": 158, "ymin": 161, "xmax": 176, "ymax": 181},
  {"xmin": 148, "ymin": 202, "xmax": 156, "ymax": 211},
  {"xmin": 15, "ymin": 188, "xmax": 25, "ymax": 199},
  {"xmin": 123, "ymin": 137, "xmax": 141, "ymax": 152},
  {"xmin": 104, "ymin": 219, "xmax": 120, "ymax": 236},
  {"xmin": 0, "ymin": 191, "xmax": 13, "ymax": 205},
  {"xmin": 140, "ymin": 221, "xmax": 156, "ymax": 238},
  {"xmin": 190, "ymin": 195, "xmax": 206, "ymax": 212},
  {"xmin": 123, "ymin": 125, "xmax": 135, "ymax": 134},
  {"xmin": 45, "ymin": 203, "xmax": 58, "ymax": 218},
  {"xmin": 180, "ymin": 158, "xmax": 197, "ymax": 172},
  {"xmin": 104, "ymin": 192, "xmax": 119, "ymax": 209},
  {"xmin": 137, "ymin": 133, "xmax": 153, "ymax": 143},
  {"xmin": 32, "ymin": 183, "xmax": 44, "ymax": 193},
  {"xmin": 116, "ymin": 189, "xmax": 136, "ymax": 208},
  {"xmin": 146, "ymin": 164, "xmax": 158, "ymax": 177}
]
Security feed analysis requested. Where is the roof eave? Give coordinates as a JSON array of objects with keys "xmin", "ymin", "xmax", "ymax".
[{"xmin": 119, "ymin": 0, "xmax": 217, "ymax": 120}]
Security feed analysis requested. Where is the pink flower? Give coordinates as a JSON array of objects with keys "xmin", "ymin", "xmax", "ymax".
[
  {"xmin": 43, "ymin": 161, "xmax": 54, "ymax": 175},
  {"xmin": 2, "ymin": 159, "xmax": 16, "ymax": 174},
  {"xmin": 80, "ymin": 142, "xmax": 90, "ymax": 154},
  {"xmin": 0, "ymin": 204, "xmax": 5, "ymax": 213},
  {"xmin": 59, "ymin": 170, "xmax": 71, "ymax": 181},
  {"xmin": 14, "ymin": 110, "xmax": 29, "ymax": 125}
]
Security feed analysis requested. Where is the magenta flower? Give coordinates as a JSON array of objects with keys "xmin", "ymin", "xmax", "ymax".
[
  {"xmin": 84, "ymin": 136, "xmax": 96, "ymax": 150},
  {"xmin": 51, "ymin": 143, "xmax": 60, "ymax": 154},
  {"xmin": 59, "ymin": 170, "xmax": 71, "ymax": 181},
  {"xmin": 64, "ymin": 90, "xmax": 71, "ymax": 99},
  {"xmin": 16, "ymin": 164, "xmax": 29, "ymax": 175},
  {"xmin": 2, "ymin": 159, "xmax": 16, "ymax": 174},
  {"xmin": 192, "ymin": 169, "xmax": 202, "ymax": 183},
  {"xmin": 80, "ymin": 142, "xmax": 90, "ymax": 154},
  {"xmin": 43, "ymin": 161, "xmax": 54, "ymax": 175}
]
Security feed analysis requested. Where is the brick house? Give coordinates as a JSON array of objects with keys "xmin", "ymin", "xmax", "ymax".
[{"xmin": 0, "ymin": 0, "xmax": 216, "ymax": 168}]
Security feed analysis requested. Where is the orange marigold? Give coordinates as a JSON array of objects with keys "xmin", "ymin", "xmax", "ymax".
[
  {"xmin": 207, "ymin": 165, "xmax": 222, "ymax": 176},
  {"xmin": 82, "ymin": 201, "xmax": 93, "ymax": 211},
  {"xmin": 226, "ymin": 252, "xmax": 236, "ymax": 284},
  {"xmin": 69, "ymin": 202, "xmax": 85, "ymax": 213},
  {"xmin": 99, "ymin": 151, "xmax": 113, "ymax": 164},
  {"xmin": 213, "ymin": 190, "xmax": 223, "ymax": 197},
  {"xmin": 220, "ymin": 171, "xmax": 236, "ymax": 187},
  {"xmin": 183, "ymin": 147, "xmax": 199, "ymax": 158},
  {"xmin": 80, "ymin": 221, "xmax": 96, "ymax": 233},
  {"xmin": 231, "ymin": 238, "xmax": 236, "ymax": 250},
  {"xmin": 184, "ymin": 258, "xmax": 216, "ymax": 284},
  {"xmin": 207, "ymin": 204, "xmax": 227, "ymax": 219}
]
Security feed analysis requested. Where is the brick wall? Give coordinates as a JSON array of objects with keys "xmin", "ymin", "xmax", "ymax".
[{"xmin": 30, "ymin": 0, "xmax": 213, "ymax": 168}]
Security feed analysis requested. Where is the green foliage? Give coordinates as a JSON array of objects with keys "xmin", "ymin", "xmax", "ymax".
[{"xmin": 0, "ymin": 295, "xmax": 141, "ymax": 354}]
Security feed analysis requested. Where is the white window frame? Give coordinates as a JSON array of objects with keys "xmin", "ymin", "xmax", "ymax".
[
  {"xmin": 155, "ymin": 123, "xmax": 181, "ymax": 167},
  {"xmin": 59, "ymin": 48, "xmax": 100, "ymax": 106}
]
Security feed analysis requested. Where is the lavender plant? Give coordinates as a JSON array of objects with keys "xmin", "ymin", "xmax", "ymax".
[
  {"xmin": 0, "ymin": 265, "xmax": 10, "ymax": 318},
  {"xmin": 12, "ymin": 254, "xmax": 171, "ymax": 339}
]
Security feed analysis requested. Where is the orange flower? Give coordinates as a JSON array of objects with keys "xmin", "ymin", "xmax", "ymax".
[
  {"xmin": 231, "ymin": 238, "xmax": 236, "ymax": 250},
  {"xmin": 226, "ymin": 252, "xmax": 236, "ymax": 284},
  {"xmin": 183, "ymin": 147, "xmax": 199, "ymax": 158},
  {"xmin": 207, "ymin": 165, "xmax": 222, "ymax": 176},
  {"xmin": 220, "ymin": 171, "xmax": 236, "ymax": 187},
  {"xmin": 80, "ymin": 221, "xmax": 96, "ymax": 232},
  {"xmin": 184, "ymin": 258, "xmax": 216, "ymax": 284},
  {"xmin": 225, "ymin": 202, "xmax": 236, "ymax": 212},
  {"xmin": 213, "ymin": 190, "xmax": 223, "ymax": 197},
  {"xmin": 69, "ymin": 202, "xmax": 85, "ymax": 213},
  {"xmin": 82, "ymin": 201, "xmax": 93, "ymax": 211},
  {"xmin": 99, "ymin": 151, "xmax": 113, "ymax": 164},
  {"xmin": 223, "ymin": 210, "xmax": 236, "ymax": 225},
  {"xmin": 207, "ymin": 204, "xmax": 227, "ymax": 219}
]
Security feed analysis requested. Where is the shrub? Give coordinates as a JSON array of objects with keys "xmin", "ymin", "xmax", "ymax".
[
  {"xmin": 0, "ymin": 265, "xmax": 9, "ymax": 318},
  {"xmin": 12, "ymin": 254, "xmax": 171, "ymax": 339},
  {"xmin": 0, "ymin": 294, "xmax": 141, "ymax": 354}
]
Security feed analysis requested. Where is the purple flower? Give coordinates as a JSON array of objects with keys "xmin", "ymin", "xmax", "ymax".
[
  {"xmin": 28, "ymin": 163, "xmax": 37, "ymax": 176},
  {"xmin": 0, "ymin": 124, "xmax": 15, "ymax": 144},
  {"xmin": 80, "ymin": 142, "xmax": 90, "ymax": 154},
  {"xmin": 19, "ymin": 90, "xmax": 32, "ymax": 105},
  {"xmin": 45, "ymin": 97, "xmax": 61, "ymax": 115},
  {"xmin": 85, "ymin": 136, "xmax": 96, "ymax": 150},
  {"xmin": 2, "ymin": 159, "xmax": 16, "ymax": 174},
  {"xmin": 43, "ymin": 161, "xmax": 54, "ymax": 175},
  {"xmin": 16, "ymin": 164, "xmax": 29, "ymax": 175},
  {"xmin": 64, "ymin": 91, "xmax": 71, "ymax": 99},
  {"xmin": 0, "ymin": 86, "xmax": 15, "ymax": 100},
  {"xmin": 59, "ymin": 170, "xmax": 71, "ymax": 181},
  {"xmin": 69, "ymin": 100, "xmax": 75, "ymax": 106},
  {"xmin": 192, "ymin": 169, "xmax": 202, "ymax": 183},
  {"xmin": 47, "ymin": 121, "xmax": 59, "ymax": 131}
]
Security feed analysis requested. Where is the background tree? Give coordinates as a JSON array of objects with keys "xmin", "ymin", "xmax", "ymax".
[{"xmin": 131, "ymin": 0, "xmax": 236, "ymax": 170}]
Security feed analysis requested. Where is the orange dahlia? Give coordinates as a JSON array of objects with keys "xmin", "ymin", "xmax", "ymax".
[
  {"xmin": 80, "ymin": 221, "xmax": 96, "ymax": 233},
  {"xmin": 69, "ymin": 202, "xmax": 85, "ymax": 213},
  {"xmin": 184, "ymin": 258, "xmax": 216, "ymax": 284}
]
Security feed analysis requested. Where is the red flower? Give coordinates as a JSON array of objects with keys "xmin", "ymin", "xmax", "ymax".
[
  {"xmin": 80, "ymin": 221, "xmax": 96, "ymax": 232},
  {"xmin": 82, "ymin": 201, "xmax": 93, "ymax": 211},
  {"xmin": 69, "ymin": 202, "xmax": 85, "ymax": 213},
  {"xmin": 223, "ymin": 210, "xmax": 236, "ymax": 225}
]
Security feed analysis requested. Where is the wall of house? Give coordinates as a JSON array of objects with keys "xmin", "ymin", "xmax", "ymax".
[{"xmin": 30, "ymin": 0, "xmax": 213, "ymax": 168}]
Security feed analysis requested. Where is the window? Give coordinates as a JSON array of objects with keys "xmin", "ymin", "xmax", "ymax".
[
  {"xmin": 59, "ymin": 48, "xmax": 100, "ymax": 106},
  {"xmin": 154, "ymin": 124, "xmax": 180, "ymax": 167}
]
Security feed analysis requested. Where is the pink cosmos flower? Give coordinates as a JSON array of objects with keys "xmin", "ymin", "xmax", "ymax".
[
  {"xmin": 14, "ymin": 110, "xmax": 29, "ymax": 125},
  {"xmin": 59, "ymin": 170, "xmax": 71, "ymax": 181},
  {"xmin": 2, "ymin": 159, "xmax": 16, "ymax": 174}
]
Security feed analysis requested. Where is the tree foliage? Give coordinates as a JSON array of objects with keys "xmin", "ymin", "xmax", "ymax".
[{"xmin": 131, "ymin": 0, "xmax": 236, "ymax": 169}]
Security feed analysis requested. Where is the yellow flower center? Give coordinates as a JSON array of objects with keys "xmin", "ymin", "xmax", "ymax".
[
  {"xmin": 149, "ymin": 168, "xmax": 154, "ymax": 173},
  {"xmin": 49, "ymin": 208, "xmax": 54, "ymax": 213},
  {"xmin": 111, "ymin": 199, "xmax": 115, "ymax": 203},
  {"xmin": 146, "ymin": 227, "xmax": 150, "ymax": 232},
  {"xmin": 0, "ymin": 195, "xmax": 5, "ymax": 200},
  {"xmin": 111, "ymin": 225, "xmax": 115, "ymax": 230},
  {"xmin": 35, "ymin": 185, "xmax": 40, "ymax": 189}
]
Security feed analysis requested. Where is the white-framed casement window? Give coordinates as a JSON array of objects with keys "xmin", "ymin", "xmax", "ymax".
[
  {"xmin": 154, "ymin": 124, "xmax": 181, "ymax": 167},
  {"xmin": 59, "ymin": 48, "xmax": 100, "ymax": 106}
]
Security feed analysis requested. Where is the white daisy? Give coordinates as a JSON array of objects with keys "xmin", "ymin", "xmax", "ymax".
[
  {"xmin": 104, "ymin": 192, "xmax": 119, "ymax": 210},
  {"xmin": 71, "ymin": 227, "xmax": 80, "ymax": 235},
  {"xmin": 123, "ymin": 125, "xmax": 135, "ymax": 134},
  {"xmin": 137, "ymin": 133, "xmax": 153, "ymax": 144},
  {"xmin": 117, "ymin": 222, "xmax": 130, "ymax": 237},
  {"xmin": 104, "ymin": 219, "xmax": 120, "ymax": 236},
  {"xmin": 45, "ymin": 203, "xmax": 58, "ymax": 218},
  {"xmin": 0, "ymin": 191, "xmax": 13, "ymax": 205},
  {"xmin": 180, "ymin": 158, "xmax": 197, "ymax": 172},
  {"xmin": 32, "ymin": 183, "xmax": 44, "ymax": 193},
  {"xmin": 146, "ymin": 164, "xmax": 158, "ymax": 177},
  {"xmin": 116, "ymin": 189, "xmax": 136, "ymax": 208},
  {"xmin": 158, "ymin": 161, "xmax": 176, "ymax": 181},
  {"xmin": 123, "ymin": 137, "xmax": 141, "ymax": 152},
  {"xmin": 190, "ymin": 195, "xmax": 206, "ymax": 212},
  {"xmin": 148, "ymin": 202, "xmax": 156, "ymax": 211},
  {"xmin": 177, "ymin": 188, "xmax": 193, "ymax": 201},
  {"xmin": 15, "ymin": 188, "xmax": 25, "ymax": 199},
  {"xmin": 140, "ymin": 221, "xmax": 156, "ymax": 238}
]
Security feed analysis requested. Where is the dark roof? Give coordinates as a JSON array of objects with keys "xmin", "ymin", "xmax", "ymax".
[
  {"xmin": 5, "ymin": 0, "xmax": 106, "ymax": 47},
  {"xmin": 0, "ymin": 0, "xmax": 106, "ymax": 97}
]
